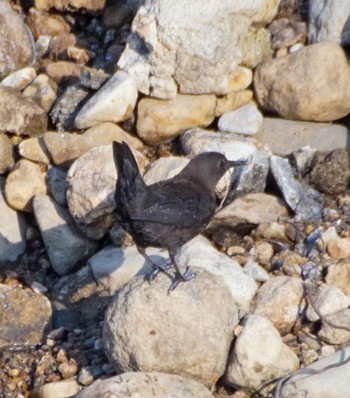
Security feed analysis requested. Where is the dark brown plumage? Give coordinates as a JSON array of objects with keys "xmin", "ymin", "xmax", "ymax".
[{"xmin": 113, "ymin": 141, "xmax": 247, "ymax": 292}]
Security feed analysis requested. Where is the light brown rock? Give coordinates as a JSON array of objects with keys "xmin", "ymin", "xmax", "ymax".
[
  {"xmin": 34, "ymin": 0, "xmax": 105, "ymax": 11},
  {"xmin": 5, "ymin": 159, "xmax": 47, "ymax": 212},
  {"xmin": 327, "ymin": 238, "xmax": 350, "ymax": 260},
  {"xmin": 19, "ymin": 136, "xmax": 51, "ymax": 164},
  {"xmin": 326, "ymin": 262, "xmax": 350, "ymax": 296},
  {"xmin": 254, "ymin": 41, "xmax": 350, "ymax": 122},
  {"xmin": 252, "ymin": 276, "xmax": 305, "ymax": 335},
  {"xmin": 23, "ymin": 74, "xmax": 58, "ymax": 112},
  {"xmin": 0, "ymin": 87, "xmax": 47, "ymax": 135},
  {"xmin": 215, "ymin": 90, "xmax": 253, "ymax": 117},
  {"xmin": 44, "ymin": 61, "xmax": 82, "ymax": 84},
  {"xmin": 137, "ymin": 94, "xmax": 216, "ymax": 144},
  {"xmin": 30, "ymin": 379, "xmax": 80, "ymax": 398},
  {"xmin": 27, "ymin": 7, "xmax": 71, "ymax": 39},
  {"xmin": 43, "ymin": 131, "xmax": 90, "ymax": 168},
  {"xmin": 83, "ymin": 122, "xmax": 144, "ymax": 151}
]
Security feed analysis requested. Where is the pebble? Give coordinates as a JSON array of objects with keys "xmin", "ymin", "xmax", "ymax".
[
  {"xmin": 23, "ymin": 73, "xmax": 58, "ymax": 111},
  {"xmin": 0, "ymin": 133, "xmax": 14, "ymax": 173},
  {"xmin": 0, "ymin": 67, "xmax": 36, "ymax": 90},
  {"xmin": 325, "ymin": 261, "xmax": 350, "ymax": 296},
  {"xmin": 18, "ymin": 136, "xmax": 51, "ymax": 164}
]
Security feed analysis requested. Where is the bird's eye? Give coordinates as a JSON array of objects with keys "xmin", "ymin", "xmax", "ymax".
[{"xmin": 218, "ymin": 159, "xmax": 226, "ymax": 168}]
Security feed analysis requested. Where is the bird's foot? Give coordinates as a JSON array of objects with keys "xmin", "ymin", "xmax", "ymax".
[
  {"xmin": 148, "ymin": 261, "xmax": 173, "ymax": 282},
  {"xmin": 167, "ymin": 266, "xmax": 196, "ymax": 294}
]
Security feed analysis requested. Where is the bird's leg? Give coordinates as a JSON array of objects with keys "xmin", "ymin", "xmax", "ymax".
[
  {"xmin": 136, "ymin": 246, "xmax": 168, "ymax": 282},
  {"xmin": 167, "ymin": 250, "xmax": 196, "ymax": 294}
]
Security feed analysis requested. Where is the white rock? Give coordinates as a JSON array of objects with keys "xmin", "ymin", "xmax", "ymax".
[
  {"xmin": 33, "ymin": 194, "xmax": 98, "ymax": 275},
  {"xmin": 243, "ymin": 258, "xmax": 270, "ymax": 282},
  {"xmin": 318, "ymin": 309, "xmax": 350, "ymax": 345},
  {"xmin": 305, "ymin": 283, "xmax": 350, "ymax": 322},
  {"xmin": 118, "ymin": 0, "xmax": 279, "ymax": 98},
  {"xmin": 0, "ymin": 67, "xmax": 36, "ymax": 90},
  {"xmin": 279, "ymin": 346, "xmax": 350, "ymax": 398},
  {"xmin": 181, "ymin": 128, "xmax": 257, "ymax": 161},
  {"xmin": 143, "ymin": 156, "xmax": 189, "ymax": 185},
  {"xmin": 218, "ymin": 102, "xmax": 263, "ymax": 135},
  {"xmin": 176, "ymin": 235, "xmax": 257, "ymax": 317},
  {"xmin": 76, "ymin": 372, "xmax": 214, "ymax": 398},
  {"xmin": 309, "ymin": 0, "xmax": 350, "ymax": 45},
  {"xmin": 225, "ymin": 314, "xmax": 299, "ymax": 390},
  {"xmin": 0, "ymin": 186, "xmax": 27, "ymax": 266},
  {"xmin": 74, "ymin": 71, "xmax": 138, "ymax": 129},
  {"xmin": 104, "ymin": 268, "xmax": 239, "ymax": 386}
]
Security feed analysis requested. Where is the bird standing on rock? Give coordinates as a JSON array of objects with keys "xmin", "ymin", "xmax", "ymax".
[{"xmin": 113, "ymin": 141, "xmax": 247, "ymax": 293}]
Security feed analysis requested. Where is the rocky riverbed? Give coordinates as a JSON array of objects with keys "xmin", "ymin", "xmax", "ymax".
[{"xmin": 1, "ymin": 0, "xmax": 350, "ymax": 397}]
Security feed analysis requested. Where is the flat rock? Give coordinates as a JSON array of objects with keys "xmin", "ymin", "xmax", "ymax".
[
  {"xmin": 256, "ymin": 117, "xmax": 350, "ymax": 156},
  {"xmin": 0, "ymin": 133, "xmax": 14, "ymax": 173},
  {"xmin": 225, "ymin": 314, "xmax": 299, "ymax": 390},
  {"xmin": 5, "ymin": 159, "xmax": 47, "ymax": 212},
  {"xmin": 103, "ymin": 269, "xmax": 239, "ymax": 386},
  {"xmin": 254, "ymin": 42, "xmax": 350, "ymax": 122},
  {"xmin": 118, "ymin": 0, "xmax": 278, "ymax": 98},
  {"xmin": 30, "ymin": 379, "xmax": 81, "ymax": 398},
  {"xmin": 137, "ymin": 95, "xmax": 216, "ymax": 144},
  {"xmin": 252, "ymin": 276, "xmax": 305, "ymax": 335},
  {"xmin": 0, "ymin": 284, "xmax": 52, "ymax": 348},
  {"xmin": 208, "ymin": 193, "xmax": 289, "ymax": 232},
  {"xmin": 33, "ymin": 194, "xmax": 98, "ymax": 275},
  {"xmin": 175, "ymin": 235, "xmax": 257, "ymax": 317},
  {"xmin": 218, "ymin": 102, "xmax": 263, "ymax": 135},
  {"xmin": 309, "ymin": 0, "xmax": 350, "ymax": 45},
  {"xmin": 66, "ymin": 145, "xmax": 148, "ymax": 239},
  {"xmin": 0, "ymin": 0, "xmax": 36, "ymax": 78},
  {"xmin": 0, "ymin": 186, "xmax": 27, "ymax": 266},
  {"xmin": 0, "ymin": 87, "xmax": 47, "ymax": 135},
  {"xmin": 74, "ymin": 71, "xmax": 138, "ymax": 130},
  {"xmin": 76, "ymin": 372, "xmax": 214, "ymax": 398},
  {"xmin": 279, "ymin": 346, "xmax": 350, "ymax": 398}
]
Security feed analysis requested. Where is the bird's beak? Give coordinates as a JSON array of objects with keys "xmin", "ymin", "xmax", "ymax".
[{"xmin": 228, "ymin": 158, "xmax": 249, "ymax": 168}]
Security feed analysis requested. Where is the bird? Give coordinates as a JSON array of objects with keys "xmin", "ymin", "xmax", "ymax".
[{"xmin": 113, "ymin": 141, "xmax": 247, "ymax": 293}]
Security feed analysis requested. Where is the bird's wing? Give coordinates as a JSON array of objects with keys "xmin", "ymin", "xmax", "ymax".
[{"xmin": 130, "ymin": 182, "xmax": 216, "ymax": 227}]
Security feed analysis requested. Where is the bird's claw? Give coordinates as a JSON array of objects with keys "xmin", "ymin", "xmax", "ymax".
[
  {"xmin": 167, "ymin": 267, "xmax": 196, "ymax": 294},
  {"xmin": 149, "ymin": 268, "xmax": 160, "ymax": 282}
]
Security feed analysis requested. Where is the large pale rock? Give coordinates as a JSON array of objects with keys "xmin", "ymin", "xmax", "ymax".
[
  {"xmin": 252, "ymin": 276, "xmax": 305, "ymax": 334},
  {"xmin": 225, "ymin": 314, "xmax": 299, "ymax": 390},
  {"xmin": 309, "ymin": 0, "xmax": 350, "ymax": 45},
  {"xmin": 0, "ymin": 284, "xmax": 52, "ymax": 348},
  {"xmin": 74, "ymin": 71, "xmax": 138, "ymax": 129},
  {"xmin": 279, "ymin": 346, "xmax": 350, "ymax": 398},
  {"xmin": 175, "ymin": 235, "xmax": 257, "ymax": 317},
  {"xmin": 254, "ymin": 41, "xmax": 350, "ymax": 122},
  {"xmin": 137, "ymin": 95, "xmax": 216, "ymax": 144},
  {"xmin": 76, "ymin": 372, "xmax": 214, "ymax": 398},
  {"xmin": 5, "ymin": 159, "xmax": 47, "ymax": 212},
  {"xmin": 0, "ymin": 87, "xmax": 47, "ymax": 135},
  {"xmin": 118, "ymin": 0, "xmax": 279, "ymax": 98},
  {"xmin": 0, "ymin": 0, "xmax": 36, "ymax": 78},
  {"xmin": 33, "ymin": 194, "xmax": 98, "ymax": 275},
  {"xmin": 0, "ymin": 187, "xmax": 27, "ymax": 266},
  {"xmin": 326, "ymin": 262, "xmax": 350, "ymax": 296},
  {"xmin": 318, "ymin": 309, "xmax": 350, "ymax": 345},
  {"xmin": 104, "ymin": 269, "xmax": 238, "ymax": 386},
  {"xmin": 66, "ymin": 145, "xmax": 147, "ymax": 239},
  {"xmin": 0, "ymin": 67, "xmax": 36, "ymax": 90},
  {"xmin": 256, "ymin": 117, "xmax": 350, "ymax": 156},
  {"xmin": 30, "ymin": 379, "xmax": 80, "ymax": 398}
]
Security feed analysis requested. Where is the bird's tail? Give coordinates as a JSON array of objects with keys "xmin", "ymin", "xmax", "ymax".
[{"xmin": 113, "ymin": 141, "xmax": 144, "ymax": 186}]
